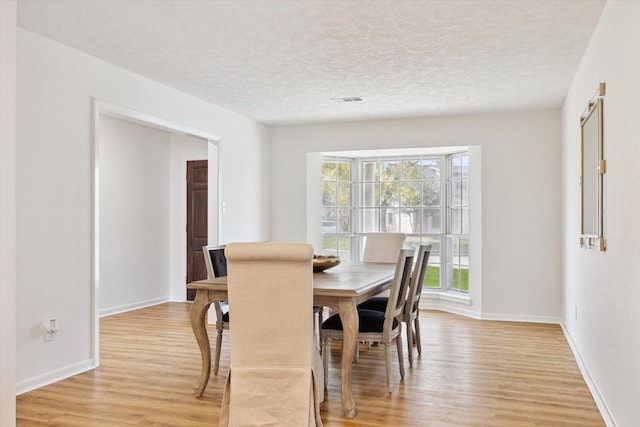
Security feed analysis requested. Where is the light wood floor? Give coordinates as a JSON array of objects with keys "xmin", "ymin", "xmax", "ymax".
[{"xmin": 16, "ymin": 303, "xmax": 604, "ymax": 426}]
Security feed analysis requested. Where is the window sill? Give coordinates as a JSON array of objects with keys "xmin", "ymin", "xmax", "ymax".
[{"xmin": 422, "ymin": 290, "xmax": 472, "ymax": 305}]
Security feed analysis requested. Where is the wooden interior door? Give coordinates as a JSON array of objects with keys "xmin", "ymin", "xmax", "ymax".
[{"xmin": 186, "ymin": 160, "xmax": 208, "ymax": 301}]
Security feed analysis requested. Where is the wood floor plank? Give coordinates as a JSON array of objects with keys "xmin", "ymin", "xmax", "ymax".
[{"xmin": 16, "ymin": 303, "xmax": 604, "ymax": 426}]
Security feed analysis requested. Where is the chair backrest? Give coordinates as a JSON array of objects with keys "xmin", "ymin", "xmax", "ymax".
[
  {"xmin": 405, "ymin": 244, "xmax": 432, "ymax": 317},
  {"xmin": 225, "ymin": 242, "xmax": 315, "ymax": 366},
  {"xmin": 222, "ymin": 242, "xmax": 319, "ymax": 426},
  {"xmin": 383, "ymin": 248, "xmax": 415, "ymax": 331},
  {"xmin": 203, "ymin": 245, "xmax": 227, "ymax": 279},
  {"xmin": 362, "ymin": 232, "xmax": 407, "ymax": 263}
]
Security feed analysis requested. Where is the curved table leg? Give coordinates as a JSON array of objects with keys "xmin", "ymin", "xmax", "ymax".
[
  {"xmin": 213, "ymin": 301, "xmax": 224, "ymax": 376},
  {"xmin": 190, "ymin": 290, "xmax": 213, "ymax": 397},
  {"xmin": 337, "ymin": 298, "xmax": 358, "ymax": 418}
]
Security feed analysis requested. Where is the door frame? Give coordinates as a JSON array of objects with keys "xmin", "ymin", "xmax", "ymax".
[{"xmin": 92, "ymin": 98, "xmax": 221, "ymax": 367}]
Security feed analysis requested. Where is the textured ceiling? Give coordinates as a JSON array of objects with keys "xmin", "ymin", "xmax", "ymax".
[{"xmin": 17, "ymin": 0, "xmax": 605, "ymax": 126}]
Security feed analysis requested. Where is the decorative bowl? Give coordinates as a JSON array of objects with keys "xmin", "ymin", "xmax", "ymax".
[{"xmin": 313, "ymin": 255, "xmax": 341, "ymax": 272}]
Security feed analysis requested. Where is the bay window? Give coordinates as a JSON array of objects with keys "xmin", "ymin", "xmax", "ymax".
[{"xmin": 322, "ymin": 149, "xmax": 469, "ymax": 294}]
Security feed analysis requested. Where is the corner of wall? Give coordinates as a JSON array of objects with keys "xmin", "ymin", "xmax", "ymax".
[{"xmin": 0, "ymin": 1, "xmax": 17, "ymax": 425}]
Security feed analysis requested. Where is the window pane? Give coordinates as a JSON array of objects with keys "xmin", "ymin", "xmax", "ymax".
[
  {"xmin": 322, "ymin": 181, "xmax": 336, "ymax": 206},
  {"xmin": 401, "ymin": 182, "xmax": 422, "ymax": 207},
  {"xmin": 461, "ymin": 207, "xmax": 469, "ymax": 235},
  {"xmin": 361, "ymin": 208, "xmax": 379, "ymax": 233},
  {"xmin": 361, "ymin": 182, "xmax": 378, "ymax": 207},
  {"xmin": 445, "ymin": 236, "xmax": 455, "ymax": 290},
  {"xmin": 322, "ymin": 208, "xmax": 336, "ymax": 225},
  {"xmin": 361, "ymin": 161, "xmax": 378, "ymax": 181},
  {"xmin": 401, "ymin": 208, "xmax": 421, "ymax": 233},
  {"xmin": 423, "ymin": 180, "xmax": 440, "ymax": 206},
  {"xmin": 453, "ymin": 237, "xmax": 469, "ymax": 292},
  {"xmin": 423, "ymin": 236, "xmax": 441, "ymax": 289},
  {"xmin": 337, "ymin": 207, "xmax": 351, "ymax": 233},
  {"xmin": 461, "ymin": 178, "xmax": 469, "ymax": 205},
  {"xmin": 421, "ymin": 159, "xmax": 441, "ymax": 179},
  {"xmin": 337, "ymin": 236, "xmax": 351, "ymax": 260},
  {"xmin": 380, "ymin": 208, "xmax": 400, "ymax": 232},
  {"xmin": 460, "ymin": 154, "xmax": 469, "ymax": 178},
  {"xmin": 402, "ymin": 159, "xmax": 421, "ymax": 180},
  {"xmin": 403, "ymin": 235, "xmax": 422, "ymax": 250},
  {"xmin": 322, "ymin": 158, "xmax": 353, "ymax": 260},
  {"xmin": 381, "ymin": 161, "xmax": 400, "ymax": 181},
  {"xmin": 380, "ymin": 182, "xmax": 400, "ymax": 206},
  {"xmin": 450, "ymin": 179, "xmax": 462, "ymax": 206},
  {"xmin": 422, "ymin": 208, "xmax": 441, "ymax": 233},
  {"xmin": 322, "ymin": 161, "xmax": 336, "ymax": 179},
  {"xmin": 337, "ymin": 182, "xmax": 351, "ymax": 206},
  {"xmin": 445, "ymin": 236, "xmax": 469, "ymax": 293},
  {"xmin": 451, "ymin": 155, "xmax": 463, "ymax": 179},
  {"xmin": 450, "ymin": 208, "xmax": 462, "ymax": 234},
  {"xmin": 337, "ymin": 161, "xmax": 350, "ymax": 181},
  {"xmin": 321, "ymin": 235, "xmax": 338, "ymax": 256}
]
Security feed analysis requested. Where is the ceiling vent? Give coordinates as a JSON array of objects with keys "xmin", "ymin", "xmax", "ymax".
[{"xmin": 330, "ymin": 96, "xmax": 363, "ymax": 103}]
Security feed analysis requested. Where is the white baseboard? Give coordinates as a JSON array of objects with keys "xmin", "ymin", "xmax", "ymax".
[
  {"xmin": 480, "ymin": 312, "xmax": 562, "ymax": 324},
  {"xmin": 99, "ymin": 297, "xmax": 170, "ymax": 317},
  {"xmin": 421, "ymin": 302, "xmax": 481, "ymax": 319},
  {"xmin": 421, "ymin": 291, "xmax": 480, "ymax": 319},
  {"xmin": 561, "ymin": 325, "xmax": 617, "ymax": 427},
  {"xmin": 420, "ymin": 303, "xmax": 562, "ymax": 325},
  {"xmin": 16, "ymin": 358, "xmax": 94, "ymax": 395}
]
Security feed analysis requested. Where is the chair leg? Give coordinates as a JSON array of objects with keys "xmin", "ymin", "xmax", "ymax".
[
  {"xmin": 384, "ymin": 343, "xmax": 393, "ymax": 393},
  {"xmin": 318, "ymin": 310, "xmax": 323, "ymax": 349},
  {"xmin": 396, "ymin": 335, "xmax": 405, "ymax": 380},
  {"xmin": 214, "ymin": 326, "xmax": 223, "ymax": 375},
  {"xmin": 406, "ymin": 319, "xmax": 414, "ymax": 368},
  {"xmin": 322, "ymin": 336, "xmax": 328, "ymax": 388},
  {"xmin": 414, "ymin": 317, "xmax": 422, "ymax": 356}
]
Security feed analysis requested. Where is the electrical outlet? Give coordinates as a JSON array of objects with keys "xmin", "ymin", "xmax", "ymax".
[
  {"xmin": 44, "ymin": 319, "xmax": 58, "ymax": 342},
  {"xmin": 44, "ymin": 328, "xmax": 55, "ymax": 342}
]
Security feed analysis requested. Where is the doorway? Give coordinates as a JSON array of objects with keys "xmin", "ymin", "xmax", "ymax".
[
  {"xmin": 93, "ymin": 99, "xmax": 220, "ymax": 366},
  {"xmin": 186, "ymin": 160, "xmax": 208, "ymax": 301}
]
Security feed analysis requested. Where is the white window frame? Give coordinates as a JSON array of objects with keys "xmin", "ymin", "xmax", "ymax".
[{"xmin": 321, "ymin": 150, "xmax": 469, "ymax": 294}]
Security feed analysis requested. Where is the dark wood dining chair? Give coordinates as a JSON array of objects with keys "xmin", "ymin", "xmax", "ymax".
[
  {"xmin": 202, "ymin": 244, "xmax": 228, "ymax": 375},
  {"xmin": 321, "ymin": 248, "xmax": 414, "ymax": 393},
  {"xmin": 358, "ymin": 244, "xmax": 432, "ymax": 367}
]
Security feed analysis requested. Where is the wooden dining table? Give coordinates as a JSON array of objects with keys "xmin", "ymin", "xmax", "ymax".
[{"xmin": 186, "ymin": 260, "xmax": 395, "ymax": 419}]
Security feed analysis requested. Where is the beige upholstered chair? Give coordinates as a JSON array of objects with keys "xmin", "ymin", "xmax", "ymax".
[
  {"xmin": 202, "ymin": 245, "xmax": 229, "ymax": 375},
  {"xmin": 322, "ymin": 248, "xmax": 414, "ymax": 393},
  {"xmin": 362, "ymin": 232, "xmax": 407, "ymax": 263},
  {"xmin": 359, "ymin": 244, "xmax": 432, "ymax": 367},
  {"xmin": 219, "ymin": 242, "xmax": 323, "ymax": 427}
]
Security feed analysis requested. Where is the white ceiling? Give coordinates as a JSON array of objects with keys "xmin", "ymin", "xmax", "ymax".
[{"xmin": 17, "ymin": 0, "xmax": 605, "ymax": 126}]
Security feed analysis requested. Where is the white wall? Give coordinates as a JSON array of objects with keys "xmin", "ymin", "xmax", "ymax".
[
  {"xmin": 271, "ymin": 110, "xmax": 562, "ymax": 321},
  {"xmin": 0, "ymin": 1, "xmax": 17, "ymax": 425},
  {"xmin": 99, "ymin": 118, "xmax": 208, "ymax": 313},
  {"xmin": 99, "ymin": 116, "xmax": 172, "ymax": 314},
  {"xmin": 15, "ymin": 29, "xmax": 270, "ymax": 392},
  {"xmin": 562, "ymin": 2, "xmax": 640, "ymax": 426}
]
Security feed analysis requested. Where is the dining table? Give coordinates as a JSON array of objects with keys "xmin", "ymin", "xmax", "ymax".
[{"xmin": 186, "ymin": 260, "xmax": 396, "ymax": 419}]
